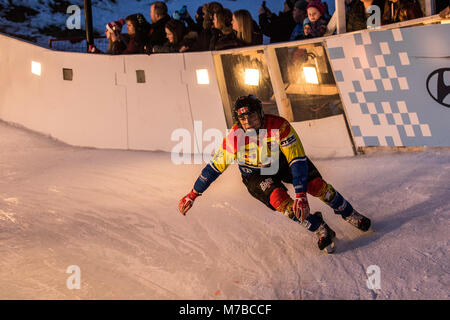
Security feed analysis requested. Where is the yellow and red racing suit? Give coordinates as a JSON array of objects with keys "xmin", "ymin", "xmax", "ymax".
[{"xmin": 193, "ymin": 114, "xmax": 309, "ymax": 194}]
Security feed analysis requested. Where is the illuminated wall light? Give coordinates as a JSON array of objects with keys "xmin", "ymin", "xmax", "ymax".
[
  {"xmin": 441, "ymin": 19, "xmax": 450, "ymax": 24},
  {"xmin": 303, "ymin": 66, "xmax": 319, "ymax": 84},
  {"xmin": 196, "ymin": 69, "xmax": 210, "ymax": 85},
  {"xmin": 31, "ymin": 61, "xmax": 41, "ymax": 76},
  {"xmin": 244, "ymin": 68, "xmax": 259, "ymax": 86}
]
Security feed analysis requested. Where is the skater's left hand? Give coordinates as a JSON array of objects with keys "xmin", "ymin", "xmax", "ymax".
[{"xmin": 293, "ymin": 192, "xmax": 310, "ymax": 222}]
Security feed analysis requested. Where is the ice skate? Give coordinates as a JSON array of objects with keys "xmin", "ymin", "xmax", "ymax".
[
  {"xmin": 314, "ymin": 212, "xmax": 336, "ymax": 253},
  {"xmin": 340, "ymin": 209, "xmax": 371, "ymax": 231}
]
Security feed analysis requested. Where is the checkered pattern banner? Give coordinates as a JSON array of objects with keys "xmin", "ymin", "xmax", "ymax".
[{"xmin": 326, "ymin": 24, "xmax": 450, "ymax": 147}]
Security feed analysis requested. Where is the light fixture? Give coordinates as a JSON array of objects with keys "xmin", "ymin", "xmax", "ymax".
[
  {"xmin": 196, "ymin": 69, "xmax": 209, "ymax": 85},
  {"xmin": 441, "ymin": 19, "xmax": 450, "ymax": 24},
  {"xmin": 303, "ymin": 65, "xmax": 319, "ymax": 84},
  {"xmin": 244, "ymin": 68, "xmax": 259, "ymax": 86},
  {"xmin": 31, "ymin": 61, "xmax": 41, "ymax": 76}
]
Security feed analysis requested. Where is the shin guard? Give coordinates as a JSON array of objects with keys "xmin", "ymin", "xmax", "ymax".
[
  {"xmin": 323, "ymin": 185, "xmax": 353, "ymax": 218},
  {"xmin": 307, "ymin": 178, "xmax": 353, "ymax": 218},
  {"xmin": 270, "ymin": 188, "xmax": 291, "ymax": 214}
]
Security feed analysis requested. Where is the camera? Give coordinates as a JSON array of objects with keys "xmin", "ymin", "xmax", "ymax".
[{"xmin": 174, "ymin": 5, "xmax": 188, "ymax": 20}]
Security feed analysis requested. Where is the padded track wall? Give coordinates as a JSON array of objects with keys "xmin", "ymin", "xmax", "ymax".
[
  {"xmin": 2, "ymin": 23, "xmax": 448, "ymax": 158},
  {"xmin": 326, "ymin": 24, "xmax": 450, "ymax": 147}
]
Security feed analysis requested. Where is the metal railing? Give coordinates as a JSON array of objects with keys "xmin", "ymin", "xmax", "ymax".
[{"xmin": 48, "ymin": 36, "xmax": 109, "ymax": 53}]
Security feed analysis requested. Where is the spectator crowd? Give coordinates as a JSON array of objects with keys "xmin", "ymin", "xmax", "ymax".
[{"xmin": 89, "ymin": 0, "xmax": 447, "ymax": 55}]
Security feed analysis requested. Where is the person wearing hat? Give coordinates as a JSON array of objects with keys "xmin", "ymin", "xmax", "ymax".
[
  {"xmin": 106, "ymin": 19, "xmax": 125, "ymax": 36},
  {"xmin": 290, "ymin": 0, "xmax": 309, "ymax": 40},
  {"xmin": 103, "ymin": 19, "xmax": 129, "ymax": 54},
  {"xmin": 259, "ymin": 0, "xmax": 297, "ymax": 43},
  {"xmin": 303, "ymin": 0, "xmax": 329, "ymax": 38}
]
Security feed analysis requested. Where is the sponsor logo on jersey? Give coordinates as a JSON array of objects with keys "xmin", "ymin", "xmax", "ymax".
[{"xmin": 280, "ymin": 134, "xmax": 297, "ymax": 148}]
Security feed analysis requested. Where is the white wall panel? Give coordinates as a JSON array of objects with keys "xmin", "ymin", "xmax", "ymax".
[
  {"xmin": 291, "ymin": 115, "xmax": 355, "ymax": 158},
  {"xmin": 0, "ymin": 36, "xmax": 128, "ymax": 149},
  {"xmin": 182, "ymin": 51, "xmax": 227, "ymax": 154},
  {"xmin": 123, "ymin": 53, "xmax": 194, "ymax": 152}
]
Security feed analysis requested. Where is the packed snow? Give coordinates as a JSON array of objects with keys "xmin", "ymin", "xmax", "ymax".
[{"xmin": 0, "ymin": 120, "xmax": 448, "ymax": 299}]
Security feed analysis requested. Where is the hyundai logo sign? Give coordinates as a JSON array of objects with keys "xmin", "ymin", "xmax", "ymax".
[{"xmin": 426, "ymin": 68, "xmax": 450, "ymax": 108}]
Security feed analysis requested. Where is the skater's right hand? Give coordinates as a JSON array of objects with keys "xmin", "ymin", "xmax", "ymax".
[
  {"xmin": 178, "ymin": 189, "xmax": 200, "ymax": 215},
  {"xmin": 293, "ymin": 192, "xmax": 310, "ymax": 222}
]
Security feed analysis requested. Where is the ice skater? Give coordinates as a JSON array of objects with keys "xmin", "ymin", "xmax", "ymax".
[{"xmin": 179, "ymin": 95, "xmax": 371, "ymax": 253}]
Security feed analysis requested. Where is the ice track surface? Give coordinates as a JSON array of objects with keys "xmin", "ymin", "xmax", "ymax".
[{"xmin": 0, "ymin": 121, "xmax": 448, "ymax": 299}]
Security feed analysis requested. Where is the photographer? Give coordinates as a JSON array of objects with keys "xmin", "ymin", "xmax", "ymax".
[{"xmin": 104, "ymin": 19, "xmax": 129, "ymax": 54}]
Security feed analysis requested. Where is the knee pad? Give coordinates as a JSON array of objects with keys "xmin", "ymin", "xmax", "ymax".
[
  {"xmin": 307, "ymin": 178, "xmax": 336, "ymax": 204},
  {"xmin": 270, "ymin": 188, "xmax": 291, "ymax": 213},
  {"xmin": 321, "ymin": 184, "xmax": 337, "ymax": 204},
  {"xmin": 307, "ymin": 177, "xmax": 328, "ymax": 197}
]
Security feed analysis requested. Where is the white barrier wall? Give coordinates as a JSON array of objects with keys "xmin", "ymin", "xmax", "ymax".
[
  {"xmin": 0, "ymin": 36, "xmax": 128, "ymax": 149},
  {"xmin": 0, "ymin": 33, "xmax": 357, "ymax": 158},
  {"xmin": 0, "ymin": 35, "xmax": 230, "ymax": 154},
  {"xmin": 123, "ymin": 53, "xmax": 193, "ymax": 152}
]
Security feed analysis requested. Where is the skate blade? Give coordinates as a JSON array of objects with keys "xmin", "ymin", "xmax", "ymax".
[{"xmin": 324, "ymin": 241, "xmax": 336, "ymax": 254}]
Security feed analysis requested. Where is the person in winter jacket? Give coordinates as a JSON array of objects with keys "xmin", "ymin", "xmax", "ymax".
[
  {"xmin": 381, "ymin": 0, "xmax": 423, "ymax": 25},
  {"xmin": 145, "ymin": 1, "xmax": 171, "ymax": 53},
  {"xmin": 88, "ymin": 18, "xmax": 129, "ymax": 54},
  {"xmin": 104, "ymin": 19, "xmax": 129, "ymax": 54},
  {"xmin": 179, "ymin": 95, "xmax": 371, "ymax": 253},
  {"xmin": 232, "ymin": 9, "xmax": 263, "ymax": 47},
  {"xmin": 188, "ymin": 2, "xmax": 224, "ymax": 52},
  {"xmin": 346, "ymin": 0, "xmax": 386, "ymax": 32},
  {"xmin": 290, "ymin": 0, "xmax": 309, "ymax": 40},
  {"xmin": 180, "ymin": 5, "xmax": 204, "ymax": 34},
  {"xmin": 209, "ymin": 9, "xmax": 240, "ymax": 50},
  {"xmin": 152, "ymin": 19, "xmax": 187, "ymax": 53},
  {"xmin": 111, "ymin": 13, "xmax": 150, "ymax": 54},
  {"xmin": 303, "ymin": 0, "xmax": 329, "ymax": 38},
  {"xmin": 259, "ymin": 0, "xmax": 297, "ymax": 43}
]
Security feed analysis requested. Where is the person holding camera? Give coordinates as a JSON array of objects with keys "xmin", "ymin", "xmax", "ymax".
[
  {"xmin": 259, "ymin": 0, "xmax": 297, "ymax": 43},
  {"xmin": 103, "ymin": 19, "xmax": 128, "ymax": 54}
]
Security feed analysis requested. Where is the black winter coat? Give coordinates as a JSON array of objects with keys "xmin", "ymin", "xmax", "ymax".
[
  {"xmin": 259, "ymin": 10, "xmax": 296, "ymax": 43},
  {"xmin": 209, "ymin": 29, "xmax": 243, "ymax": 51},
  {"xmin": 145, "ymin": 15, "xmax": 171, "ymax": 53}
]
